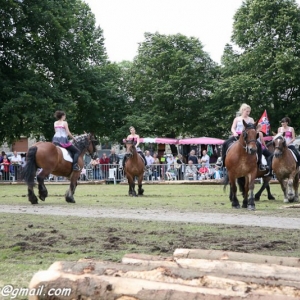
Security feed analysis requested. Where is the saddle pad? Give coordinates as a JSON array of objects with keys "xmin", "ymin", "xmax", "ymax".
[
  {"xmin": 288, "ymin": 149, "xmax": 298, "ymax": 162},
  {"xmin": 58, "ymin": 147, "xmax": 73, "ymax": 163},
  {"xmin": 262, "ymin": 155, "xmax": 267, "ymax": 165}
]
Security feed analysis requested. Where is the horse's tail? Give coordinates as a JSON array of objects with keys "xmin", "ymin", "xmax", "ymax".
[
  {"xmin": 22, "ymin": 146, "xmax": 38, "ymax": 186},
  {"xmin": 223, "ymin": 173, "xmax": 229, "ymax": 192}
]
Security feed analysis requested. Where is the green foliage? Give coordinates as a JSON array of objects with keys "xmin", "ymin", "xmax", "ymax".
[
  {"xmin": 123, "ymin": 32, "xmax": 218, "ymax": 138},
  {"xmin": 215, "ymin": 0, "xmax": 300, "ymax": 133},
  {"xmin": 0, "ymin": 0, "xmax": 127, "ymax": 143}
]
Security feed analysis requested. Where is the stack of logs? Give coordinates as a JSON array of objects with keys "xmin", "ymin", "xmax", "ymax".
[{"xmin": 29, "ymin": 248, "xmax": 300, "ymax": 299}]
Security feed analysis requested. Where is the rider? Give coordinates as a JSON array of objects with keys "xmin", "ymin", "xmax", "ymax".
[
  {"xmin": 277, "ymin": 117, "xmax": 300, "ymax": 166},
  {"xmin": 52, "ymin": 110, "xmax": 81, "ymax": 171},
  {"xmin": 257, "ymin": 123, "xmax": 273, "ymax": 176},
  {"xmin": 122, "ymin": 126, "xmax": 147, "ymax": 169},
  {"xmin": 221, "ymin": 103, "xmax": 266, "ymax": 171}
]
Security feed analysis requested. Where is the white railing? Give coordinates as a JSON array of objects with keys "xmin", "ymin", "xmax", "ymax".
[{"xmin": 0, "ymin": 164, "xmax": 226, "ymax": 182}]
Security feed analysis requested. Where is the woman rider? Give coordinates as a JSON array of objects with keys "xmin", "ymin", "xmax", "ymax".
[
  {"xmin": 122, "ymin": 126, "xmax": 147, "ymax": 169},
  {"xmin": 222, "ymin": 103, "xmax": 266, "ymax": 171},
  {"xmin": 277, "ymin": 117, "xmax": 300, "ymax": 166},
  {"xmin": 52, "ymin": 110, "xmax": 81, "ymax": 171}
]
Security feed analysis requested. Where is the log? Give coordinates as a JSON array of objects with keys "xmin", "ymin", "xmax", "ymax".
[
  {"xmin": 29, "ymin": 268, "xmax": 299, "ymax": 300},
  {"xmin": 28, "ymin": 258, "xmax": 300, "ymax": 299},
  {"xmin": 173, "ymin": 248, "xmax": 300, "ymax": 268}
]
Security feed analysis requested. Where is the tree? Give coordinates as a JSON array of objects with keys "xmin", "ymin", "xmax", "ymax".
[
  {"xmin": 215, "ymin": 0, "xmax": 300, "ymax": 133},
  {"xmin": 0, "ymin": 0, "xmax": 127, "ymax": 144},
  {"xmin": 123, "ymin": 32, "xmax": 218, "ymax": 138}
]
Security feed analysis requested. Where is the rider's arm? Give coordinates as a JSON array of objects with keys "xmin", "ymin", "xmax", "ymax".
[
  {"xmin": 289, "ymin": 127, "xmax": 296, "ymax": 145},
  {"xmin": 231, "ymin": 117, "xmax": 239, "ymax": 136},
  {"xmin": 64, "ymin": 121, "xmax": 75, "ymax": 140},
  {"xmin": 135, "ymin": 135, "xmax": 140, "ymax": 148}
]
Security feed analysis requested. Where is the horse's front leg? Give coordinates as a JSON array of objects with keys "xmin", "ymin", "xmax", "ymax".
[
  {"xmin": 242, "ymin": 177, "xmax": 249, "ymax": 208},
  {"xmin": 138, "ymin": 174, "xmax": 144, "ymax": 196},
  {"xmin": 247, "ymin": 175, "xmax": 256, "ymax": 211},
  {"xmin": 287, "ymin": 177, "xmax": 295, "ymax": 202},
  {"xmin": 127, "ymin": 176, "xmax": 136, "ymax": 197},
  {"xmin": 37, "ymin": 174, "xmax": 48, "ymax": 201},
  {"xmin": 278, "ymin": 177, "xmax": 288, "ymax": 203},
  {"xmin": 65, "ymin": 176, "xmax": 78, "ymax": 203}
]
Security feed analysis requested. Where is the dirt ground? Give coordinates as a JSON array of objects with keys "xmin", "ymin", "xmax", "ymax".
[{"xmin": 1, "ymin": 204, "xmax": 300, "ymax": 229}]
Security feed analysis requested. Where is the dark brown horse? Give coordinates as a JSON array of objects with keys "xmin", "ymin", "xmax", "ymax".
[
  {"xmin": 22, "ymin": 133, "xmax": 98, "ymax": 204},
  {"xmin": 272, "ymin": 135, "xmax": 299, "ymax": 203},
  {"xmin": 124, "ymin": 140, "xmax": 144, "ymax": 197},
  {"xmin": 224, "ymin": 121, "xmax": 258, "ymax": 210}
]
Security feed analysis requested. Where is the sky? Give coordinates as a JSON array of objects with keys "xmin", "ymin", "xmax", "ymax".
[{"xmin": 84, "ymin": 0, "xmax": 300, "ymax": 64}]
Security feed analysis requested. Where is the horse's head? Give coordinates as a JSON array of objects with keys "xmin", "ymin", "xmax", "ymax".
[
  {"xmin": 125, "ymin": 139, "xmax": 136, "ymax": 156},
  {"xmin": 241, "ymin": 120, "xmax": 258, "ymax": 155},
  {"xmin": 74, "ymin": 133, "xmax": 98, "ymax": 159},
  {"xmin": 273, "ymin": 135, "xmax": 286, "ymax": 158}
]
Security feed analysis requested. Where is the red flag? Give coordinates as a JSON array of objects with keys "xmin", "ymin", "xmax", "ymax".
[{"xmin": 258, "ymin": 110, "xmax": 270, "ymax": 135}]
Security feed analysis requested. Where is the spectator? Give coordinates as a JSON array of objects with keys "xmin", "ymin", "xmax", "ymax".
[
  {"xmin": 10, "ymin": 151, "xmax": 22, "ymax": 180},
  {"xmin": 91, "ymin": 157, "xmax": 101, "ymax": 180},
  {"xmin": 100, "ymin": 153, "xmax": 110, "ymax": 179},
  {"xmin": 188, "ymin": 149, "xmax": 198, "ymax": 165},
  {"xmin": 200, "ymin": 150, "xmax": 210, "ymax": 168},
  {"xmin": 213, "ymin": 165, "xmax": 222, "ymax": 179},
  {"xmin": 184, "ymin": 160, "xmax": 197, "ymax": 180},
  {"xmin": 198, "ymin": 162, "xmax": 210, "ymax": 180},
  {"xmin": 174, "ymin": 153, "xmax": 185, "ymax": 180},
  {"xmin": 0, "ymin": 154, "xmax": 10, "ymax": 181},
  {"xmin": 166, "ymin": 164, "xmax": 177, "ymax": 180},
  {"xmin": 109, "ymin": 148, "xmax": 120, "ymax": 180},
  {"xmin": 152, "ymin": 153, "xmax": 161, "ymax": 180},
  {"xmin": 145, "ymin": 150, "xmax": 154, "ymax": 180}
]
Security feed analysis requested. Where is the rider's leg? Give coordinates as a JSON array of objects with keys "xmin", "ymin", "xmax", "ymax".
[
  {"xmin": 67, "ymin": 144, "xmax": 81, "ymax": 171},
  {"xmin": 138, "ymin": 151, "xmax": 147, "ymax": 166},
  {"xmin": 222, "ymin": 136, "xmax": 237, "ymax": 166},
  {"xmin": 257, "ymin": 142, "xmax": 266, "ymax": 171},
  {"xmin": 288, "ymin": 145, "xmax": 300, "ymax": 167}
]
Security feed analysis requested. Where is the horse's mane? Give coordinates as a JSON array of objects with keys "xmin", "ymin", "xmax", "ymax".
[{"xmin": 73, "ymin": 133, "xmax": 90, "ymax": 151}]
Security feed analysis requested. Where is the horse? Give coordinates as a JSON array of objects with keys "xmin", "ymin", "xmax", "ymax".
[
  {"xmin": 272, "ymin": 135, "xmax": 299, "ymax": 203},
  {"xmin": 22, "ymin": 133, "xmax": 98, "ymax": 204},
  {"xmin": 124, "ymin": 139, "xmax": 144, "ymax": 197},
  {"xmin": 223, "ymin": 121, "xmax": 259, "ymax": 210}
]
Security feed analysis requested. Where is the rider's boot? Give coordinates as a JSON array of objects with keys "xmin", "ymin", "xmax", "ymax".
[
  {"xmin": 73, "ymin": 163, "xmax": 81, "ymax": 171},
  {"xmin": 264, "ymin": 155, "xmax": 273, "ymax": 177}
]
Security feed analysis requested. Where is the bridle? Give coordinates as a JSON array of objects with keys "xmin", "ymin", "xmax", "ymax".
[{"xmin": 240, "ymin": 123, "xmax": 257, "ymax": 152}]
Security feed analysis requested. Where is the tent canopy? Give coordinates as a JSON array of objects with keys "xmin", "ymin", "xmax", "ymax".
[
  {"xmin": 139, "ymin": 137, "xmax": 224, "ymax": 145},
  {"xmin": 178, "ymin": 137, "xmax": 224, "ymax": 145}
]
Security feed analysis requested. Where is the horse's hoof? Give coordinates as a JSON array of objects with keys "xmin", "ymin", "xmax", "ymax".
[
  {"xmin": 247, "ymin": 205, "xmax": 256, "ymax": 211},
  {"xmin": 242, "ymin": 204, "xmax": 247, "ymax": 208},
  {"xmin": 283, "ymin": 199, "xmax": 289, "ymax": 203},
  {"xmin": 232, "ymin": 205, "xmax": 240, "ymax": 209},
  {"xmin": 38, "ymin": 196, "xmax": 45, "ymax": 201},
  {"xmin": 268, "ymin": 196, "xmax": 275, "ymax": 200},
  {"xmin": 66, "ymin": 198, "xmax": 76, "ymax": 203},
  {"xmin": 254, "ymin": 198, "xmax": 260, "ymax": 201}
]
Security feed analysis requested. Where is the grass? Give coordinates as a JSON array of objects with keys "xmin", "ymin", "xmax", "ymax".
[{"xmin": 0, "ymin": 182, "xmax": 300, "ymax": 298}]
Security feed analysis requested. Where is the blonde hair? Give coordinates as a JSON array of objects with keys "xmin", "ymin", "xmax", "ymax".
[
  {"xmin": 129, "ymin": 126, "xmax": 135, "ymax": 131},
  {"xmin": 239, "ymin": 103, "xmax": 251, "ymax": 114}
]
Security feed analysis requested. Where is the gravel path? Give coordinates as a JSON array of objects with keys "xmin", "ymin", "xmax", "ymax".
[{"xmin": 1, "ymin": 204, "xmax": 299, "ymax": 229}]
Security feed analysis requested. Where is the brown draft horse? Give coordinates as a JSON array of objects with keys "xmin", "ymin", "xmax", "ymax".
[
  {"xmin": 124, "ymin": 140, "xmax": 144, "ymax": 197},
  {"xmin": 238, "ymin": 140, "xmax": 275, "ymax": 201},
  {"xmin": 272, "ymin": 135, "xmax": 299, "ymax": 203},
  {"xmin": 22, "ymin": 133, "xmax": 98, "ymax": 204},
  {"xmin": 224, "ymin": 121, "xmax": 258, "ymax": 210}
]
